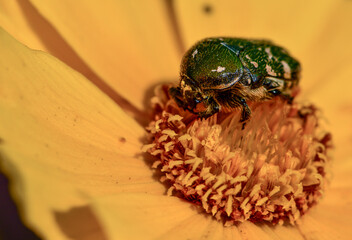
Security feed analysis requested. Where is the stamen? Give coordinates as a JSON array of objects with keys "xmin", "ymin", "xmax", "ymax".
[{"xmin": 144, "ymin": 84, "xmax": 333, "ymax": 225}]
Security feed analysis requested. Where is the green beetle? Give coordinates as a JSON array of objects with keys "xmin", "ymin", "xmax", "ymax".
[{"xmin": 169, "ymin": 37, "xmax": 301, "ymax": 121}]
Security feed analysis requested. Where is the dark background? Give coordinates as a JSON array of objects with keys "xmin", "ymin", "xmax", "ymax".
[{"xmin": 0, "ymin": 171, "xmax": 41, "ymax": 240}]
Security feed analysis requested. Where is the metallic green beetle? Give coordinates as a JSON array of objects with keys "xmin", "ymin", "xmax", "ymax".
[{"xmin": 169, "ymin": 37, "xmax": 301, "ymax": 121}]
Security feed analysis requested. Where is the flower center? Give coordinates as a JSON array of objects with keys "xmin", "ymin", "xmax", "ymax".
[{"xmin": 143, "ymin": 84, "xmax": 332, "ymax": 226}]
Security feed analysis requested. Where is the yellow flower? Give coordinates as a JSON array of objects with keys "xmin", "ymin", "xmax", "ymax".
[{"xmin": 0, "ymin": 0, "xmax": 351, "ymax": 239}]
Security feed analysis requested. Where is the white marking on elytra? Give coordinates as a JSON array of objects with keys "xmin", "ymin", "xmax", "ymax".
[
  {"xmin": 251, "ymin": 61, "xmax": 258, "ymax": 68},
  {"xmin": 266, "ymin": 64, "xmax": 277, "ymax": 76},
  {"xmin": 281, "ymin": 61, "xmax": 291, "ymax": 78},
  {"xmin": 265, "ymin": 47, "xmax": 273, "ymax": 59},
  {"xmin": 211, "ymin": 66, "xmax": 226, "ymax": 72},
  {"xmin": 192, "ymin": 49, "xmax": 198, "ymax": 58},
  {"xmin": 246, "ymin": 54, "xmax": 258, "ymax": 68},
  {"xmin": 265, "ymin": 46, "xmax": 278, "ymax": 61}
]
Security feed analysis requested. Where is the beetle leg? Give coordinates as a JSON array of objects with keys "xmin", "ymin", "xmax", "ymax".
[
  {"xmin": 199, "ymin": 97, "xmax": 220, "ymax": 119},
  {"xmin": 236, "ymin": 98, "xmax": 251, "ymax": 129},
  {"xmin": 227, "ymin": 96, "xmax": 251, "ymax": 129},
  {"xmin": 268, "ymin": 89, "xmax": 293, "ymax": 104},
  {"xmin": 238, "ymin": 97, "xmax": 251, "ymax": 122},
  {"xmin": 224, "ymin": 94, "xmax": 251, "ymax": 122},
  {"xmin": 169, "ymin": 86, "xmax": 186, "ymax": 109}
]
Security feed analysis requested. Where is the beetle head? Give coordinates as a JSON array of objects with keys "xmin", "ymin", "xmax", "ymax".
[{"xmin": 180, "ymin": 76, "xmax": 207, "ymax": 113}]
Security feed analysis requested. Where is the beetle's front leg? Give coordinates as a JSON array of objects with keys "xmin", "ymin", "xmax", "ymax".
[
  {"xmin": 199, "ymin": 97, "xmax": 220, "ymax": 119},
  {"xmin": 169, "ymin": 86, "xmax": 187, "ymax": 109}
]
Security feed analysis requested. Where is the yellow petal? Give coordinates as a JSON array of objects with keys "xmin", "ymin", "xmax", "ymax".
[
  {"xmin": 53, "ymin": 205, "xmax": 109, "ymax": 240},
  {"xmin": 0, "ymin": 0, "xmax": 119, "ymax": 107},
  {"xmin": 0, "ymin": 0, "xmax": 48, "ymax": 51},
  {"xmin": 92, "ymin": 192, "xmax": 306, "ymax": 240},
  {"xmin": 29, "ymin": 0, "xmax": 181, "ymax": 109},
  {"xmin": 259, "ymin": 224, "xmax": 304, "ymax": 240},
  {"xmin": 297, "ymin": 155, "xmax": 352, "ymax": 239},
  {"xmin": 0, "ymin": 27, "xmax": 164, "ymax": 239},
  {"xmin": 324, "ymin": 156, "xmax": 352, "ymax": 207},
  {"xmin": 301, "ymin": 0, "xmax": 352, "ymax": 92},
  {"xmin": 304, "ymin": 62, "xmax": 352, "ymax": 159},
  {"xmin": 91, "ymin": 193, "xmax": 210, "ymax": 240},
  {"xmin": 0, "ymin": 0, "xmax": 94, "ymax": 76},
  {"xmin": 235, "ymin": 221, "xmax": 306, "ymax": 240},
  {"xmin": 174, "ymin": 0, "xmax": 352, "ymax": 92},
  {"xmin": 174, "ymin": 0, "xmax": 336, "ymax": 50},
  {"xmin": 298, "ymin": 204, "xmax": 352, "ymax": 240}
]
